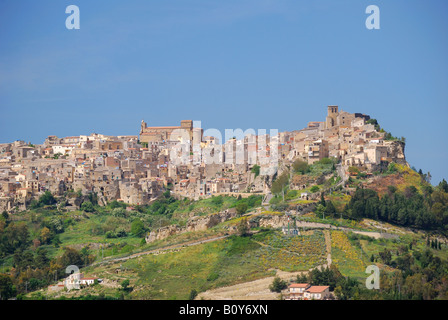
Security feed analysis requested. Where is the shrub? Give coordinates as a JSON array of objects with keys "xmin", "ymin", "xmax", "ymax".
[
  {"xmin": 286, "ymin": 190, "xmax": 298, "ymax": 200},
  {"xmin": 131, "ymin": 219, "xmax": 146, "ymax": 237},
  {"xmin": 292, "ymin": 159, "xmax": 310, "ymax": 174},
  {"xmin": 39, "ymin": 191, "xmax": 56, "ymax": 206},
  {"xmin": 81, "ymin": 201, "xmax": 95, "ymax": 213},
  {"xmin": 189, "ymin": 289, "xmax": 198, "ymax": 300},
  {"xmin": 319, "ymin": 158, "xmax": 333, "ymax": 165},
  {"xmin": 237, "ymin": 217, "xmax": 249, "ymax": 237},
  {"xmin": 251, "ymin": 165, "xmax": 261, "ymax": 177},
  {"xmin": 236, "ymin": 203, "xmax": 248, "ymax": 215},
  {"xmin": 269, "ymin": 276, "xmax": 287, "ymax": 293}
]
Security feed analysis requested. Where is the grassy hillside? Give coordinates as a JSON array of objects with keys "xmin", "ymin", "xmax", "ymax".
[
  {"xmin": 365, "ymin": 163, "xmax": 428, "ymax": 196},
  {"xmin": 39, "ymin": 229, "xmax": 328, "ymax": 300}
]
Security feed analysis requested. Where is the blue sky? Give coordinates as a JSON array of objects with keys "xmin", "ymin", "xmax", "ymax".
[{"xmin": 0, "ymin": 0, "xmax": 447, "ymax": 184}]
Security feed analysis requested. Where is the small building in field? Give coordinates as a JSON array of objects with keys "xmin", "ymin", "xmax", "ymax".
[
  {"xmin": 287, "ymin": 283, "xmax": 310, "ymax": 300},
  {"xmin": 303, "ymin": 285, "xmax": 330, "ymax": 300},
  {"xmin": 80, "ymin": 277, "xmax": 98, "ymax": 286},
  {"xmin": 286, "ymin": 283, "xmax": 331, "ymax": 300}
]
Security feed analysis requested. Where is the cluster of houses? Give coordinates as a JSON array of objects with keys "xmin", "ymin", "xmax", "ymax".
[
  {"xmin": 0, "ymin": 106, "xmax": 406, "ymax": 213},
  {"xmin": 286, "ymin": 283, "xmax": 331, "ymax": 300}
]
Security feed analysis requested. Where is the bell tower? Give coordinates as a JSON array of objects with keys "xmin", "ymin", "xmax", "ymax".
[{"xmin": 325, "ymin": 105, "xmax": 338, "ymax": 129}]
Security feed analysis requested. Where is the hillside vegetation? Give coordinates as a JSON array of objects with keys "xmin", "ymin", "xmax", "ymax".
[{"xmin": 1, "ymin": 161, "xmax": 448, "ymax": 300}]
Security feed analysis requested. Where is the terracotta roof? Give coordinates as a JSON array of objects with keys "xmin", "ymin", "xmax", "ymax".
[
  {"xmin": 289, "ymin": 283, "xmax": 310, "ymax": 288},
  {"xmin": 306, "ymin": 286, "xmax": 329, "ymax": 293},
  {"xmin": 147, "ymin": 126, "xmax": 181, "ymax": 129}
]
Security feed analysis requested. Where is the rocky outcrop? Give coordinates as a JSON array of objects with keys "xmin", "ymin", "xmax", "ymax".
[
  {"xmin": 145, "ymin": 208, "xmax": 238, "ymax": 243},
  {"xmin": 0, "ymin": 197, "xmax": 13, "ymax": 213},
  {"xmin": 145, "ymin": 225, "xmax": 184, "ymax": 243},
  {"xmin": 255, "ymin": 215, "xmax": 289, "ymax": 229},
  {"xmin": 384, "ymin": 140, "xmax": 406, "ymax": 165},
  {"xmin": 186, "ymin": 208, "xmax": 237, "ymax": 232}
]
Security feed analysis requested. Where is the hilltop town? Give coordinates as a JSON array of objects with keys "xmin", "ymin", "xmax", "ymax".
[
  {"xmin": 0, "ymin": 106, "xmax": 407, "ymax": 213},
  {"xmin": 2, "ymin": 105, "xmax": 448, "ymax": 302}
]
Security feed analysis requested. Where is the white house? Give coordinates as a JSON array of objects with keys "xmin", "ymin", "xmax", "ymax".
[
  {"xmin": 80, "ymin": 277, "xmax": 97, "ymax": 286},
  {"xmin": 287, "ymin": 283, "xmax": 310, "ymax": 300},
  {"xmin": 303, "ymin": 286, "xmax": 330, "ymax": 300},
  {"xmin": 64, "ymin": 273, "xmax": 98, "ymax": 290}
]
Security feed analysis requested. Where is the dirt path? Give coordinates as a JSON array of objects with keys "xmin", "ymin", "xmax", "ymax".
[
  {"xmin": 196, "ymin": 269, "xmax": 306, "ymax": 300},
  {"xmin": 90, "ymin": 234, "xmax": 231, "ymax": 267},
  {"xmin": 198, "ymin": 231, "xmax": 334, "ymax": 300}
]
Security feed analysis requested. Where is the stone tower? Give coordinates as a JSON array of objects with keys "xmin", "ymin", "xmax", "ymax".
[
  {"xmin": 180, "ymin": 120, "xmax": 193, "ymax": 131},
  {"xmin": 140, "ymin": 120, "xmax": 147, "ymax": 134},
  {"xmin": 325, "ymin": 105, "xmax": 338, "ymax": 129}
]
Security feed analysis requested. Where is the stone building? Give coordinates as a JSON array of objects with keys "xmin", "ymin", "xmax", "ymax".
[{"xmin": 139, "ymin": 120, "xmax": 201, "ymax": 145}]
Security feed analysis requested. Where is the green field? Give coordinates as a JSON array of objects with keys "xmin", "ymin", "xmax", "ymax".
[{"xmin": 42, "ymin": 229, "xmax": 329, "ymax": 300}]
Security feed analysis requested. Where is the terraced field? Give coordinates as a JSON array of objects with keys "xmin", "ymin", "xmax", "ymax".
[
  {"xmin": 254, "ymin": 230, "xmax": 327, "ymax": 272},
  {"xmin": 330, "ymin": 230, "xmax": 366, "ymax": 278}
]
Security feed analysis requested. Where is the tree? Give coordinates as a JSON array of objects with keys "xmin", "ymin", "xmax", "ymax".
[
  {"xmin": 271, "ymin": 171, "xmax": 289, "ymax": 195},
  {"xmin": 319, "ymin": 157, "xmax": 333, "ymax": 165},
  {"xmin": 51, "ymin": 234, "xmax": 62, "ymax": 248},
  {"xmin": 387, "ymin": 185, "xmax": 397, "ymax": 195},
  {"xmin": 324, "ymin": 201, "xmax": 337, "ymax": 217},
  {"xmin": 40, "ymin": 227, "xmax": 51, "ymax": 244},
  {"xmin": 131, "ymin": 219, "xmax": 146, "ymax": 237},
  {"xmin": 13, "ymin": 249, "xmax": 35, "ymax": 270},
  {"xmin": 88, "ymin": 192, "xmax": 98, "ymax": 206},
  {"xmin": 438, "ymin": 179, "xmax": 448, "ymax": 193},
  {"xmin": 236, "ymin": 203, "xmax": 248, "ymax": 216},
  {"xmin": 269, "ymin": 276, "xmax": 287, "ymax": 293},
  {"xmin": 39, "ymin": 191, "xmax": 56, "ymax": 206},
  {"xmin": 424, "ymin": 172, "xmax": 432, "ymax": 184},
  {"xmin": 379, "ymin": 249, "xmax": 392, "ymax": 265},
  {"xmin": 80, "ymin": 246, "xmax": 92, "ymax": 265},
  {"xmin": 48, "ymin": 216, "xmax": 64, "ymax": 234},
  {"xmin": 237, "ymin": 217, "xmax": 249, "ymax": 237},
  {"xmin": 292, "ymin": 159, "xmax": 310, "ymax": 174},
  {"xmin": 2, "ymin": 222, "xmax": 30, "ymax": 255},
  {"xmin": 81, "ymin": 201, "xmax": 95, "ymax": 213},
  {"xmin": 120, "ymin": 279, "xmax": 131, "ymax": 292},
  {"xmin": 35, "ymin": 248, "xmax": 50, "ymax": 269},
  {"xmin": 315, "ymin": 204, "xmax": 326, "ymax": 219},
  {"xmin": 0, "ymin": 274, "xmax": 16, "ymax": 300},
  {"xmin": 310, "ymin": 185, "xmax": 320, "ymax": 193},
  {"xmin": 251, "ymin": 165, "xmax": 260, "ymax": 178},
  {"xmin": 58, "ymin": 247, "xmax": 83, "ymax": 268},
  {"xmin": 319, "ymin": 193, "xmax": 326, "ymax": 206},
  {"xmin": 404, "ymin": 186, "xmax": 418, "ymax": 199},
  {"xmin": 366, "ymin": 118, "xmax": 380, "ymax": 131},
  {"xmin": 189, "ymin": 289, "xmax": 198, "ymax": 300},
  {"xmin": 112, "ymin": 207, "xmax": 127, "ymax": 218},
  {"xmin": 296, "ymin": 273, "xmax": 308, "ymax": 283}
]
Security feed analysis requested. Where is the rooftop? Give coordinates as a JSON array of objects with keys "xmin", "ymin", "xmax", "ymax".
[
  {"xmin": 289, "ymin": 283, "xmax": 310, "ymax": 288},
  {"xmin": 306, "ymin": 286, "xmax": 330, "ymax": 293}
]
